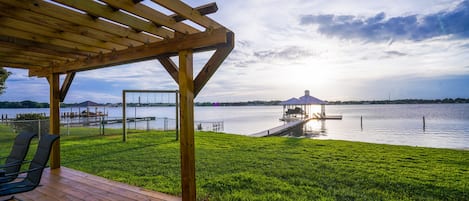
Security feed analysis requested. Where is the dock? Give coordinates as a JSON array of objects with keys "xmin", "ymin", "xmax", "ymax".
[
  {"xmin": 250, "ymin": 118, "xmax": 313, "ymax": 137},
  {"xmin": 62, "ymin": 117, "xmax": 156, "ymax": 126},
  {"xmin": 311, "ymin": 113, "xmax": 343, "ymax": 120}
]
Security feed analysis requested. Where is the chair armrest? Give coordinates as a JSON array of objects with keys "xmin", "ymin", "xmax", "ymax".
[
  {"xmin": 4, "ymin": 167, "xmax": 44, "ymax": 177},
  {"xmin": 0, "ymin": 183, "xmax": 32, "ymax": 192},
  {"xmin": 0, "ymin": 160, "xmax": 30, "ymax": 169}
]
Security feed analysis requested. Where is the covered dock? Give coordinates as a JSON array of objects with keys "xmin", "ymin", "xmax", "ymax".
[{"xmin": 281, "ymin": 90, "xmax": 342, "ymax": 121}]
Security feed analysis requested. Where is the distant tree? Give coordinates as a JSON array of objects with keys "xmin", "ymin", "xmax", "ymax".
[{"xmin": 0, "ymin": 68, "xmax": 11, "ymax": 95}]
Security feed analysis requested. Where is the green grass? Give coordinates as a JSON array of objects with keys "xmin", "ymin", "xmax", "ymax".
[{"xmin": 1, "ymin": 125, "xmax": 468, "ymax": 200}]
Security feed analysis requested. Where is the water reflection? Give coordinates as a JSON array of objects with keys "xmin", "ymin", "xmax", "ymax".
[{"xmin": 287, "ymin": 120, "xmax": 329, "ymax": 138}]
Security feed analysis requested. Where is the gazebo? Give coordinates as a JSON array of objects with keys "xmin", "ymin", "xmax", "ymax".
[
  {"xmin": 281, "ymin": 90, "xmax": 327, "ymax": 121},
  {"xmin": 0, "ymin": 1, "xmax": 234, "ymax": 200}
]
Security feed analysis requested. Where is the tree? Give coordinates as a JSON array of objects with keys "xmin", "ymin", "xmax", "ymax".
[{"xmin": 0, "ymin": 67, "xmax": 11, "ymax": 95}]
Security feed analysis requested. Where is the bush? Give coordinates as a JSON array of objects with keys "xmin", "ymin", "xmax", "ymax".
[{"xmin": 15, "ymin": 113, "xmax": 47, "ymax": 120}]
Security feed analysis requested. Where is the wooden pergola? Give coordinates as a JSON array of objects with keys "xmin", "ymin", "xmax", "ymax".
[{"xmin": 0, "ymin": 0, "xmax": 234, "ymax": 200}]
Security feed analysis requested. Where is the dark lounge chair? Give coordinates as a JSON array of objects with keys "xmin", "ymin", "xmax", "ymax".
[
  {"xmin": 0, "ymin": 132, "xmax": 37, "ymax": 184},
  {"xmin": 0, "ymin": 134, "xmax": 59, "ymax": 197}
]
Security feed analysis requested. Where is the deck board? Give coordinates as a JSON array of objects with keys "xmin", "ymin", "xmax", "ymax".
[{"xmin": 0, "ymin": 167, "xmax": 181, "ymax": 201}]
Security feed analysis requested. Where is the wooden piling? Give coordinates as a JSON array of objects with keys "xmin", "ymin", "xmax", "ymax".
[
  {"xmin": 423, "ymin": 116, "xmax": 426, "ymax": 131},
  {"xmin": 360, "ymin": 116, "xmax": 363, "ymax": 130}
]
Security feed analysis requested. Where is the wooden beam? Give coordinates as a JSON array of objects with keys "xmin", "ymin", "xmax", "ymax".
[
  {"xmin": 60, "ymin": 72, "xmax": 76, "ymax": 102},
  {"xmin": 30, "ymin": 28, "xmax": 229, "ymax": 77},
  {"xmin": 0, "ymin": 16, "xmax": 128, "ymax": 51},
  {"xmin": 0, "ymin": 25, "xmax": 109, "ymax": 54},
  {"xmin": 0, "ymin": 46, "xmax": 70, "ymax": 62},
  {"xmin": 157, "ymin": 56, "xmax": 179, "ymax": 84},
  {"xmin": 178, "ymin": 49, "xmax": 196, "ymax": 201},
  {"xmin": 171, "ymin": 3, "xmax": 218, "ymax": 22},
  {"xmin": 0, "ymin": 62, "xmax": 43, "ymax": 69},
  {"xmin": 0, "ymin": 35, "xmax": 95, "ymax": 59},
  {"xmin": 100, "ymin": 0, "xmax": 199, "ymax": 34},
  {"xmin": 151, "ymin": 0, "xmax": 222, "ymax": 29},
  {"xmin": 0, "ymin": 0, "xmax": 159, "ymax": 44},
  {"xmin": 48, "ymin": 73, "xmax": 61, "ymax": 169},
  {"xmin": 0, "ymin": 4, "xmax": 143, "ymax": 48},
  {"xmin": 194, "ymin": 31, "xmax": 234, "ymax": 97},
  {"xmin": 0, "ymin": 55, "xmax": 52, "ymax": 67},
  {"xmin": 29, "ymin": 68, "xmax": 52, "ymax": 77},
  {"xmin": 52, "ymin": 0, "xmax": 174, "ymax": 39},
  {"xmin": 0, "ymin": 36, "xmax": 90, "ymax": 59}
]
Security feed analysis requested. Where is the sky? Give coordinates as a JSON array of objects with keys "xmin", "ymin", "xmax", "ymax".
[{"xmin": 1, "ymin": 0, "xmax": 469, "ymax": 103}]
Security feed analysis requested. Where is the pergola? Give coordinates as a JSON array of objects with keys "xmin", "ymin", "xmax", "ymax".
[{"xmin": 0, "ymin": 0, "xmax": 234, "ymax": 200}]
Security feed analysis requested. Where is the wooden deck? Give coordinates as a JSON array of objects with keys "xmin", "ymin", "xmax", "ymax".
[{"xmin": 0, "ymin": 167, "xmax": 181, "ymax": 201}]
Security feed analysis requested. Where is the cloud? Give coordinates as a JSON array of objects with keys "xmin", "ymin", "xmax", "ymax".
[
  {"xmin": 382, "ymin": 50, "xmax": 408, "ymax": 58},
  {"xmin": 253, "ymin": 46, "xmax": 314, "ymax": 60},
  {"xmin": 1, "ymin": 69, "xmax": 49, "ymax": 102},
  {"xmin": 300, "ymin": 0, "xmax": 469, "ymax": 42},
  {"xmin": 223, "ymin": 43, "xmax": 317, "ymax": 69}
]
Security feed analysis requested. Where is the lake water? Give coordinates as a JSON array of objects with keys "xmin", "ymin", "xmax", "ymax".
[{"xmin": 1, "ymin": 104, "xmax": 468, "ymax": 149}]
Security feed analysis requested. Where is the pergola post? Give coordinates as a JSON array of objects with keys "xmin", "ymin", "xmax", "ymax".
[
  {"xmin": 48, "ymin": 73, "xmax": 61, "ymax": 169},
  {"xmin": 178, "ymin": 50, "xmax": 196, "ymax": 201}
]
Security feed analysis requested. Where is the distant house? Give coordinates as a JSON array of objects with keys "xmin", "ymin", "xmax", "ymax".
[{"xmin": 76, "ymin": 101, "xmax": 102, "ymax": 107}]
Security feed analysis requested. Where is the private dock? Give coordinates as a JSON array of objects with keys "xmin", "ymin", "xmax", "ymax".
[
  {"xmin": 62, "ymin": 117, "xmax": 156, "ymax": 127},
  {"xmin": 250, "ymin": 117, "xmax": 313, "ymax": 137}
]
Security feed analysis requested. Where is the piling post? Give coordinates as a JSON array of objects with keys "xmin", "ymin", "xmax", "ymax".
[
  {"xmin": 360, "ymin": 116, "xmax": 363, "ymax": 130},
  {"xmin": 423, "ymin": 116, "xmax": 426, "ymax": 132}
]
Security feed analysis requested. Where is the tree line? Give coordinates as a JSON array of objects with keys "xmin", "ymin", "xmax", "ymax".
[
  {"xmin": 0, "ymin": 101, "xmax": 49, "ymax": 108},
  {"xmin": 1, "ymin": 98, "xmax": 469, "ymax": 108}
]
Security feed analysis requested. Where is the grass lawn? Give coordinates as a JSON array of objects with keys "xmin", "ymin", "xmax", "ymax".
[{"xmin": 1, "ymin": 125, "xmax": 468, "ymax": 200}]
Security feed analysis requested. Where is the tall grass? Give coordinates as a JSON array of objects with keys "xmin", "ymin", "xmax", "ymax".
[{"xmin": 1, "ymin": 125, "xmax": 468, "ymax": 200}]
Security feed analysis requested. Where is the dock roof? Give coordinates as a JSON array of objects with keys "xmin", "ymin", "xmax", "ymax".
[{"xmin": 282, "ymin": 90, "xmax": 326, "ymax": 105}]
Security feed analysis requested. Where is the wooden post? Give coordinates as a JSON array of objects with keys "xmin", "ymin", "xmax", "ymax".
[
  {"xmin": 179, "ymin": 50, "xmax": 196, "ymax": 201},
  {"xmin": 122, "ymin": 91, "xmax": 127, "ymax": 142},
  {"xmin": 49, "ymin": 73, "xmax": 60, "ymax": 169},
  {"xmin": 423, "ymin": 116, "xmax": 426, "ymax": 131},
  {"xmin": 360, "ymin": 116, "xmax": 363, "ymax": 130},
  {"xmin": 176, "ymin": 91, "xmax": 179, "ymax": 141}
]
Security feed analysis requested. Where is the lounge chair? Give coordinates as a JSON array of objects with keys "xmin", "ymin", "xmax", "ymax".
[
  {"xmin": 0, "ymin": 132, "xmax": 37, "ymax": 184},
  {"xmin": 0, "ymin": 134, "xmax": 59, "ymax": 197}
]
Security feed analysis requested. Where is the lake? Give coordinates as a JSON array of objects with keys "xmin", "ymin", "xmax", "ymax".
[{"xmin": 1, "ymin": 104, "xmax": 468, "ymax": 149}]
